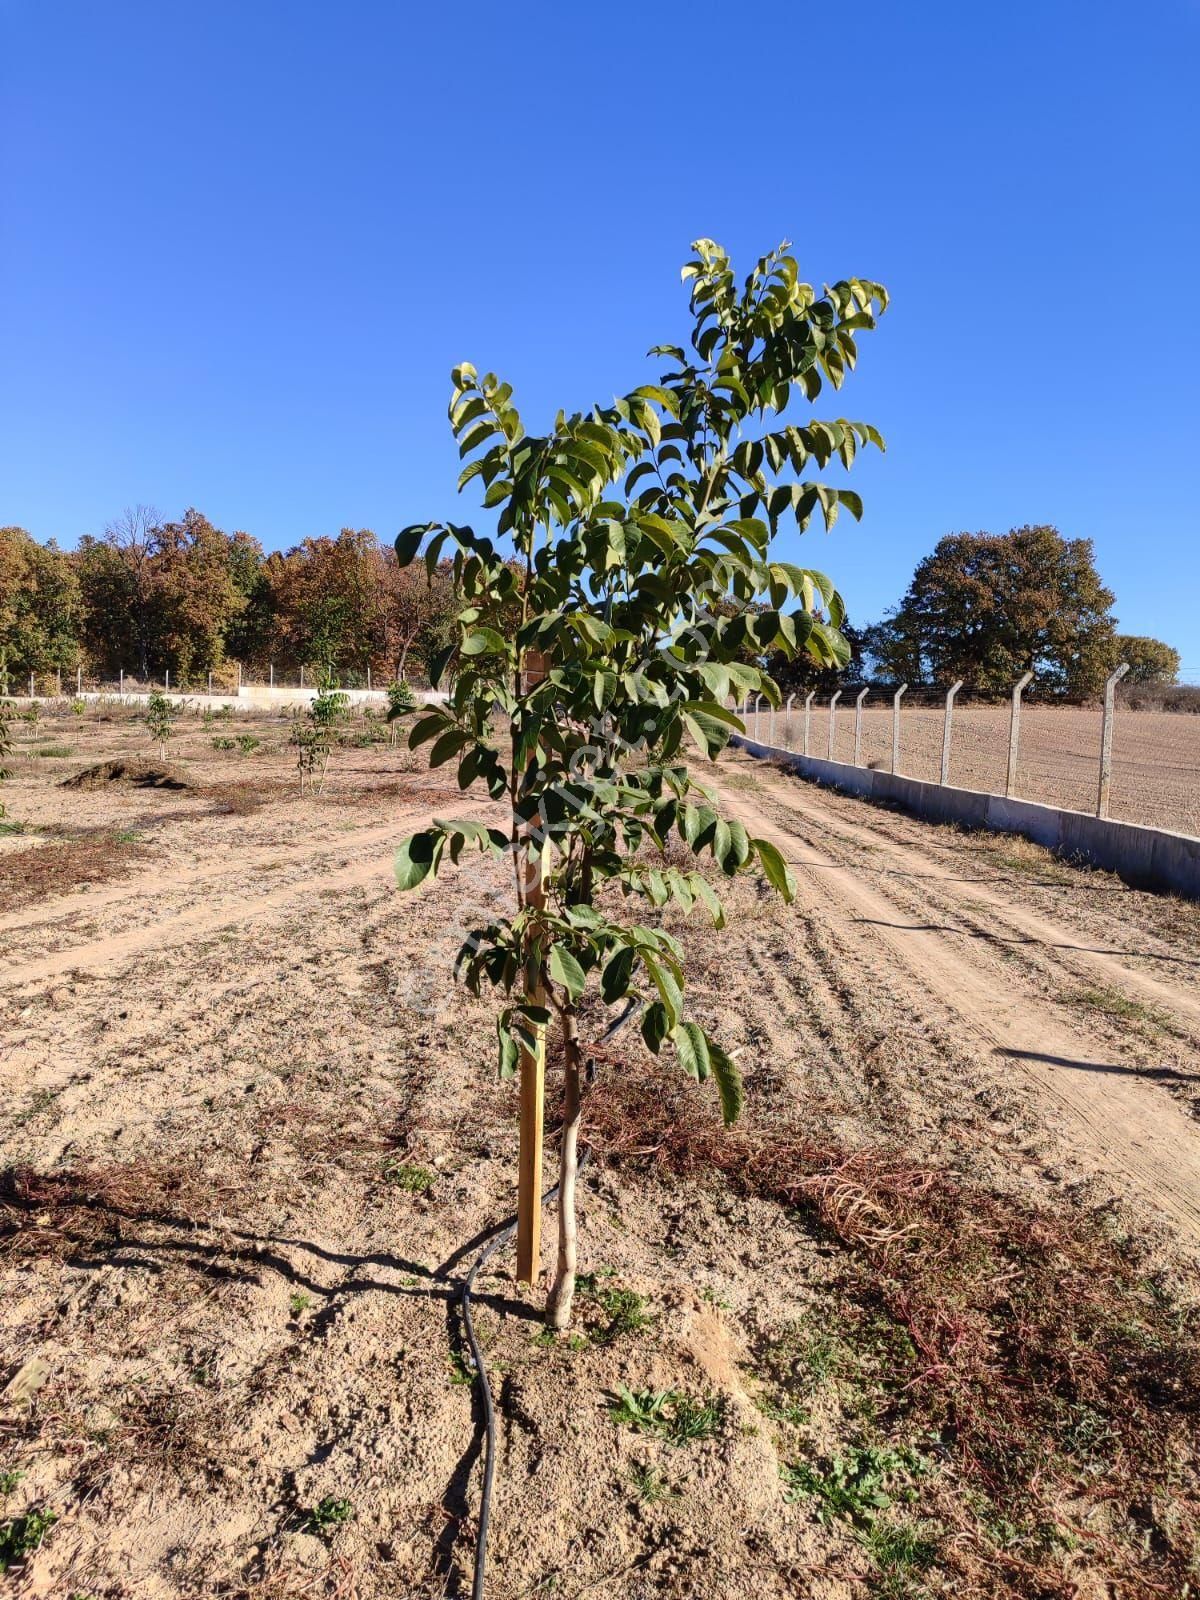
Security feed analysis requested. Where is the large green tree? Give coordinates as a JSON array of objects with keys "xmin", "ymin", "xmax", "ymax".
[
  {"xmin": 393, "ymin": 239, "xmax": 887, "ymax": 1325},
  {"xmin": 76, "ymin": 507, "xmax": 255, "ymax": 682},
  {"xmin": 1112, "ymin": 634, "xmax": 1180, "ymax": 685},
  {"xmin": 870, "ymin": 526, "xmax": 1117, "ymax": 697},
  {"xmin": 0, "ymin": 526, "xmax": 81, "ymax": 687}
]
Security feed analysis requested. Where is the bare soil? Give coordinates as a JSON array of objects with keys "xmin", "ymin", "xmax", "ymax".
[{"xmin": 1, "ymin": 709, "xmax": 1198, "ymax": 1599}]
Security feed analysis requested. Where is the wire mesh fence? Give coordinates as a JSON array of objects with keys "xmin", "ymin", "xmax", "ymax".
[{"xmin": 745, "ymin": 679, "xmax": 1200, "ymax": 840}]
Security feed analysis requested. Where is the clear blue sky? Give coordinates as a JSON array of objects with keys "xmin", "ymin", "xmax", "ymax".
[{"xmin": 2, "ymin": 1, "xmax": 1198, "ymax": 676}]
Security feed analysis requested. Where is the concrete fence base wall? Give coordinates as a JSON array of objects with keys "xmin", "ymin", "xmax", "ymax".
[{"xmin": 734, "ymin": 736, "xmax": 1200, "ymax": 902}]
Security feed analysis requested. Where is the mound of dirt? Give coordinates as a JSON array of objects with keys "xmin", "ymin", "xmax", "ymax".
[{"xmin": 61, "ymin": 759, "xmax": 192, "ymax": 791}]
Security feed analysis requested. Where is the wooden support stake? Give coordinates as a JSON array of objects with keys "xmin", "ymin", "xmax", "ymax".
[
  {"xmin": 515, "ymin": 645, "xmax": 550, "ymax": 1287},
  {"xmin": 515, "ymin": 974, "xmax": 546, "ymax": 1286}
]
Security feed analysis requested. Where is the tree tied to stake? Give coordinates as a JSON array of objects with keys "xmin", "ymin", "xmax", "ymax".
[{"xmin": 394, "ymin": 239, "xmax": 888, "ymax": 1327}]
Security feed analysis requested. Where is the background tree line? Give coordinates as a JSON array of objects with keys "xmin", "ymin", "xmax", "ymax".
[
  {"xmin": 0, "ymin": 510, "xmax": 458, "ymax": 687},
  {"xmin": 0, "ymin": 514, "xmax": 1182, "ymax": 700},
  {"xmin": 758, "ymin": 525, "xmax": 1181, "ymax": 700}
]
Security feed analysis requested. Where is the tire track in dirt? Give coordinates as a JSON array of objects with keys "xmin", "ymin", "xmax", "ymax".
[
  {"xmin": 735, "ymin": 761, "xmax": 1200, "ymax": 1037},
  {"xmin": 713, "ymin": 764, "xmax": 1200, "ymax": 1247},
  {"xmin": 0, "ymin": 805, "xmax": 493, "ymax": 993}
]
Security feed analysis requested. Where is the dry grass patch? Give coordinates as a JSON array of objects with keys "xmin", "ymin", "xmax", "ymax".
[
  {"xmin": 586, "ymin": 1061, "xmax": 1200, "ymax": 1598},
  {"xmin": 0, "ymin": 830, "xmax": 156, "ymax": 912}
]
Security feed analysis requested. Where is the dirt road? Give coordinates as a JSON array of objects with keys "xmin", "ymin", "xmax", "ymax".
[
  {"xmin": 4, "ymin": 719, "xmax": 1200, "ymax": 1597},
  {"xmin": 712, "ymin": 753, "xmax": 1200, "ymax": 1250}
]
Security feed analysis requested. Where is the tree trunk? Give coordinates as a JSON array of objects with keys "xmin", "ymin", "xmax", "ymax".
[{"xmin": 546, "ymin": 1009, "xmax": 583, "ymax": 1330}]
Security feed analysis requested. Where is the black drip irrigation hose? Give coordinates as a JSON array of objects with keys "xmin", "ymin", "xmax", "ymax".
[{"xmin": 460, "ymin": 997, "xmax": 637, "ymax": 1600}]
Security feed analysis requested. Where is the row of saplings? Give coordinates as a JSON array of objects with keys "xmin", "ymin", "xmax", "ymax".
[{"xmin": 136, "ymin": 679, "xmax": 420, "ymax": 794}]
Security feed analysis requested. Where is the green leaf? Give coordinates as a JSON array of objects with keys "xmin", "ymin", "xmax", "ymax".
[
  {"xmin": 461, "ymin": 627, "xmax": 507, "ymax": 657},
  {"xmin": 428, "ymin": 728, "xmax": 470, "ymax": 768},
  {"xmin": 705, "ymin": 1034, "xmax": 744, "ymax": 1125},
  {"xmin": 641, "ymin": 1000, "xmax": 671, "ymax": 1055},
  {"xmin": 754, "ymin": 837, "xmax": 797, "ymax": 903},
  {"xmin": 602, "ymin": 946, "xmax": 636, "ymax": 1004},
  {"xmin": 395, "ymin": 525, "xmax": 428, "ymax": 566},
  {"xmin": 549, "ymin": 944, "xmax": 586, "ymax": 1003},
  {"xmin": 394, "ymin": 830, "xmax": 439, "ymax": 892},
  {"xmin": 497, "ymin": 1018, "xmax": 519, "ymax": 1080},
  {"xmin": 673, "ymin": 1020, "xmax": 711, "ymax": 1082},
  {"xmin": 712, "ymin": 817, "xmax": 732, "ymax": 870},
  {"xmin": 409, "ymin": 712, "xmax": 449, "ymax": 750},
  {"xmin": 689, "ymin": 875, "xmax": 725, "ymax": 928},
  {"xmin": 644, "ymin": 954, "xmax": 683, "ymax": 1026}
]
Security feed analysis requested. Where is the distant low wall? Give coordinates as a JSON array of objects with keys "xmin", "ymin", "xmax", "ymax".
[
  {"xmin": 17, "ymin": 687, "xmax": 445, "ymax": 712},
  {"xmin": 734, "ymin": 736, "xmax": 1200, "ymax": 901}
]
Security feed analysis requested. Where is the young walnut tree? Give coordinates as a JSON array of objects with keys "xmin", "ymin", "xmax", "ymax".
[{"xmin": 394, "ymin": 240, "xmax": 887, "ymax": 1327}]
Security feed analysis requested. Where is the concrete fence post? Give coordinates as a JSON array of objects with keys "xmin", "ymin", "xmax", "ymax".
[
  {"xmin": 753, "ymin": 695, "xmax": 763, "ymax": 740},
  {"xmin": 207, "ymin": 670, "xmax": 213, "ymax": 695},
  {"xmin": 940, "ymin": 680, "xmax": 963, "ymax": 786},
  {"xmin": 1096, "ymin": 663, "xmax": 1129, "ymax": 818},
  {"xmin": 300, "ymin": 665, "xmax": 305, "ymax": 689},
  {"xmin": 269, "ymin": 662, "xmax": 275, "ymax": 689},
  {"xmin": 784, "ymin": 694, "xmax": 796, "ymax": 749},
  {"xmin": 165, "ymin": 668, "xmax": 170, "ymax": 691},
  {"xmin": 367, "ymin": 665, "xmax": 372, "ymax": 691},
  {"xmin": 804, "ymin": 690, "xmax": 815, "ymax": 756},
  {"xmin": 29, "ymin": 673, "xmax": 34, "ymax": 698},
  {"xmin": 237, "ymin": 662, "xmax": 243, "ymax": 691},
  {"xmin": 76, "ymin": 666, "xmax": 82, "ymax": 694},
  {"xmin": 768, "ymin": 698, "xmax": 776, "ymax": 746},
  {"xmin": 828, "ymin": 689, "xmax": 842, "ymax": 760},
  {"xmin": 1006, "ymin": 671, "xmax": 1034, "ymax": 798},
  {"xmin": 853, "ymin": 687, "xmax": 869, "ymax": 766},
  {"xmin": 892, "ymin": 683, "xmax": 908, "ymax": 774},
  {"xmin": 119, "ymin": 669, "xmax": 124, "ymax": 696}
]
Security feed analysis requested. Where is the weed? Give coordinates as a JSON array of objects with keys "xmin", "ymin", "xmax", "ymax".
[
  {"xmin": 754, "ymin": 1394, "xmax": 808, "ymax": 1426},
  {"xmin": 211, "ymin": 736, "xmax": 236, "ymax": 750},
  {"xmin": 861, "ymin": 1519, "xmax": 939, "ymax": 1593},
  {"xmin": 289, "ymin": 1292, "xmax": 311, "ymax": 1317},
  {"xmin": 628, "ymin": 1462, "xmax": 676, "ymax": 1504},
  {"xmin": 236, "ymin": 733, "xmax": 260, "ymax": 754},
  {"xmin": 0, "ymin": 1470, "xmax": 23, "ymax": 1494},
  {"xmin": 0, "ymin": 1506, "xmax": 58, "ymax": 1572},
  {"xmin": 608, "ymin": 1386, "xmax": 676, "ymax": 1433},
  {"xmin": 448, "ymin": 1350, "xmax": 475, "ymax": 1387},
  {"xmin": 576, "ymin": 1274, "xmax": 651, "ymax": 1342},
  {"xmin": 782, "ymin": 1445, "xmax": 909, "ymax": 1524},
  {"xmin": 533, "ymin": 1327, "xmax": 587, "ymax": 1351},
  {"xmin": 300, "ymin": 1496, "xmax": 354, "ymax": 1537},
  {"xmin": 1071, "ymin": 984, "xmax": 1168, "ymax": 1029},
  {"xmin": 34, "ymin": 744, "xmax": 75, "ymax": 758},
  {"xmin": 699, "ymin": 1285, "xmax": 732, "ymax": 1310},
  {"xmin": 381, "ymin": 1159, "xmax": 434, "ymax": 1193},
  {"xmin": 608, "ymin": 1386, "xmax": 724, "ymax": 1446},
  {"xmin": 12, "ymin": 1088, "xmax": 62, "ymax": 1128},
  {"xmin": 669, "ymin": 1394, "xmax": 724, "ymax": 1443}
]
